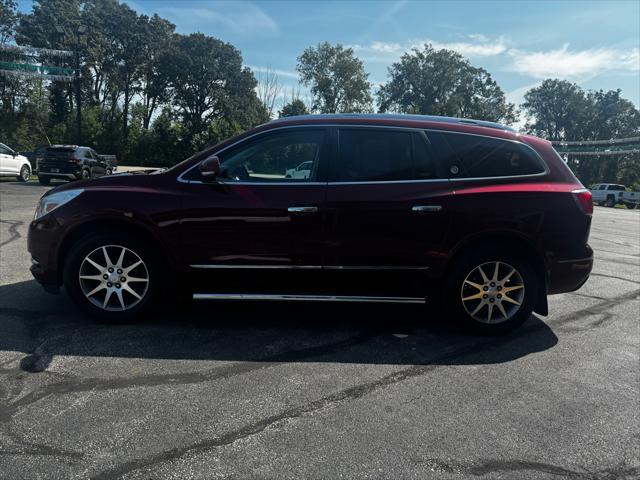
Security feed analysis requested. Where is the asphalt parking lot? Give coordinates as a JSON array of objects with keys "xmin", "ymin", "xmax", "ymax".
[{"xmin": 0, "ymin": 178, "xmax": 638, "ymax": 479}]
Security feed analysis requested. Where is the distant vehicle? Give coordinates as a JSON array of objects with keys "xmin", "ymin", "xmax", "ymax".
[
  {"xmin": 22, "ymin": 145, "xmax": 48, "ymax": 172},
  {"xmin": 285, "ymin": 160, "xmax": 312, "ymax": 179},
  {"xmin": 590, "ymin": 183, "xmax": 639, "ymax": 209},
  {"xmin": 0, "ymin": 142, "xmax": 32, "ymax": 182},
  {"xmin": 37, "ymin": 145, "xmax": 117, "ymax": 185},
  {"xmin": 28, "ymin": 114, "xmax": 594, "ymax": 334}
]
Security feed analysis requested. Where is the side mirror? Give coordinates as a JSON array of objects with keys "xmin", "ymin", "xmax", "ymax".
[{"xmin": 199, "ymin": 155, "xmax": 221, "ymax": 180}]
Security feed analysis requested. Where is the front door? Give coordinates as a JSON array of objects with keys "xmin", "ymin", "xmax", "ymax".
[
  {"xmin": 178, "ymin": 127, "xmax": 329, "ymax": 293},
  {"xmin": 0, "ymin": 144, "xmax": 15, "ymax": 174},
  {"xmin": 324, "ymin": 127, "xmax": 454, "ymax": 297}
]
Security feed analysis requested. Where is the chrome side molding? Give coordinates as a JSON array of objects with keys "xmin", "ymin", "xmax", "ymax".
[{"xmin": 192, "ymin": 293, "xmax": 425, "ymax": 304}]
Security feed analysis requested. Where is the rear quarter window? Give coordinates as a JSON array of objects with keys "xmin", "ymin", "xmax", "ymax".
[{"xmin": 426, "ymin": 131, "xmax": 546, "ymax": 179}]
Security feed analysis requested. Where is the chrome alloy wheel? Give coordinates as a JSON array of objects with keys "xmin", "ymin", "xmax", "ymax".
[
  {"xmin": 460, "ymin": 261, "xmax": 525, "ymax": 324},
  {"xmin": 78, "ymin": 245, "xmax": 149, "ymax": 311}
]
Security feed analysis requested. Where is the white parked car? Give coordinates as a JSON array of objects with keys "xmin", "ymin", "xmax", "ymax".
[
  {"xmin": 285, "ymin": 160, "xmax": 312, "ymax": 179},
  {"xmin": 0, "ymin": 142, "xmax": 32, "ymax": 182},
  {"xmin": 590, "ymin": 183, "xmax": 640, "ymax": 209}
]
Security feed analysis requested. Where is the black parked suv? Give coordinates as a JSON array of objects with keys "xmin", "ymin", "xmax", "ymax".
[{"xmin": 37, "ymin": 145, "xmax": 117, "ymax": 185}]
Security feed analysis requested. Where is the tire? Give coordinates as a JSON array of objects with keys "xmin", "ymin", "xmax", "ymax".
[
  {"xmin": 17, "ymin": 165, "xmax": 30, "ymax": 182},
  {"xmin": 63, "ymin": 232, "xmax": 159, "ymax": 322},
  {"xmin": 106, "ymin": 168, "xmax": 113, "ymax": 175},
  {"xmin": 81, "ymin": 169, "xmax": 91, "ymax": 180},
  {"xmin": 444, "ymin": 248, "xmax": 539, "ymax": 334},
  {"xmin": 38, "ymin": 175, "xmax": 51, "ymax": 186},
  {"xmin": 605, "ymin": 196, "xmax": 615, "ymax": 208}
]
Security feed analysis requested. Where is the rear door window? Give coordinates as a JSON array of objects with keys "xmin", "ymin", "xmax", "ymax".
[
  {"xmin": 427, "ymin": 131, "xmax": 546, "ymax": 179},
  {"xmin": 331, "ymin": 128, "xmax": 437, "ymax": 182}
]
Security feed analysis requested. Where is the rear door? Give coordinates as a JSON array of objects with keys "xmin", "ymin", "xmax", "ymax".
[{"xmin": 323, "ymin": 127, "xmax": 454, "ymax": 297}]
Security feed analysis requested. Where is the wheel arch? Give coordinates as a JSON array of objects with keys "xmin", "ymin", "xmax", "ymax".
[
  {"xmin": 444, "ymin": 230, "xmax": 548, "ymax": 316},
  {"xmin": 57, "ymin": 218, "xmax": 174, "ymax": 284}
]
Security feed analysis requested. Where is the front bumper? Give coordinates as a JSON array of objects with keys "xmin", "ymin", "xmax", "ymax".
[{"xmin": 28, "ymin": 214, "xmax": 63, "ymax": 293}]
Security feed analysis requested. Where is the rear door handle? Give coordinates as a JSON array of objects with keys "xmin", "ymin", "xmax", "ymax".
[
  {"xmin": 288, "ymin": 206, "xmax": 319, "ymax": 214},
  {"xmin": 412, "ymin": 205, "xmax": 443, "ymax": 214}
]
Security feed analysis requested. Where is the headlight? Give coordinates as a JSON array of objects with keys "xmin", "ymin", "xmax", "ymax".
[{"xmin": 34, "ymin": 189, "xmax": 84, "ymax": 220}]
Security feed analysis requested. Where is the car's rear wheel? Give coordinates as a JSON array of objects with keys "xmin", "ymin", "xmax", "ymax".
[
  {"xmin": 63, "ymin": 233, "xmax": 158, "ymax": 321},
  {"xmin": 81, "ymin": 169, "xmax": 91, "ymax": 180},
  {"xmin": 18, "ymin": 165, "xmax": 30, "ymax": 182},
  {"xmin": 605, "ymin": 196, "xmax": 615, "ymax": 208},
  {"xmin": 445, "ymin": 249, "xmax": 538, "ymax": 334},
  {"xmin": 38, "ymin": 175, "xmax": 50, "ymax": 185}
]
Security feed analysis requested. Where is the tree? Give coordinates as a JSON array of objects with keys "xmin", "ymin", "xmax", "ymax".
[
  {"xmin": 297, "ymin": 42, "xmax": 372, "ymax": 113},
  {"xmin": 521, "ymin": 79, "xmax": 592, "ymax": 140},
  {"xmin": 165, "ymin": 33, "xmax": 267, "ymax": 151},
  {"xmin": 521, "ymin": 79, "xmax": 640, "ymax": 187},
  {"xmin": 279, "ymin": 99, "xmax": 309, "ymax": 118},
  {"xmin": 255, "ymin": 67, "xmax": 282, "ymax": 119},
  {"xmin": 138, "ymin": 14, "xmax": 175, "ymax": 130},
  {"xmin": 0, "ymin": 0, "xmax": 18, "ymax": 44},
  {"xmin": 377, "ymin": 43, "xmax": 517, "ymax": 124}
]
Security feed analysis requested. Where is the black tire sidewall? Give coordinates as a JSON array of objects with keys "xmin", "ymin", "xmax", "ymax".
[
  {"xmin": 19, "ymin": 165, "xmax": 30, "ymax": 182},
  {"xmin": 445, "ymin": 248, "xmax": 538, "ymax": 334},
  {"xmin": 63, "ymin": 232, "xmax": 158, "ymax": 322}
]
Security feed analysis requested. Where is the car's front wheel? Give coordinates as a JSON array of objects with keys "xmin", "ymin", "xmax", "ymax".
[
  {"xmin": 63, "ymin": 232, "xmax": 158, "ymax": 321},
  {"xmin": 18, "ymin": 165, "xmax": 30, "ymax": 182},
  {"xmin": 445, "ymin": 249, "xmax": 538, "ymax": 334}
]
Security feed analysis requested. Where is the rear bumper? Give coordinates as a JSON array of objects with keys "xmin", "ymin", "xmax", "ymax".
[{"xmin": 547, "ymin": 246, "xmax": 593, "ymax": 294}]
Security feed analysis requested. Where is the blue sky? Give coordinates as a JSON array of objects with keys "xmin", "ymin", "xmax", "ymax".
[{"xmin": 18, "ymin": 0, "xmax": 640, "ymax": 116}]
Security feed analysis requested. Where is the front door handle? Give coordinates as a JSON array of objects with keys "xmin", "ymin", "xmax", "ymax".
[
  {"xmin": 288, "ymin": 206, "xmax": 319, "ymax": 215},
  {"xmin": 412, "ymin": 205, "xmax": 443, "ymax": 214}
]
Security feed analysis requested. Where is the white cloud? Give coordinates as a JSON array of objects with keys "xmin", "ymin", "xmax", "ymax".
[
  {"xmin": 158, "ymin": 2, "xmax": 279, "ymax": 37},
  {"xmin": 350, "ymin": 35, "xmax": 509, "ymax": 61},
  {"xmin": 247, "ymin": 65, "xmax": 299, "ymax": 79},
  {"xmin": 508, "ymin": 44, "xmax": 639, "ymax": 80}
]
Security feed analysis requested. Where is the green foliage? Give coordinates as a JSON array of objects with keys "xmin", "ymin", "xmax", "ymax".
[
  {"xmin": 1, "ymin": 0, "xmax": 268, "ymax": 166},
  {"xmin": 297, "ymin": 42, "xmax": 373, "ymax": 113},
  {"xmin": 279, "ymin": 99, "xmax": 309, "ymax": 118},
  {"xmin": 377, "ymin": 43, "xmax": 517, "ymax": 124},
  {"xmin": 522, "ymin": 79, "xmax": 640, "ymax": 187}
]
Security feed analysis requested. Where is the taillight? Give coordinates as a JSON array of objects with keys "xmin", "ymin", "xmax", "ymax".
[
  {"xmin": 68, "ymin": 157, "xmax": 80, "ymax": 164},
  {"xmin": 572, "ymin": 189, "xmax": 593, "ymax": 215}
]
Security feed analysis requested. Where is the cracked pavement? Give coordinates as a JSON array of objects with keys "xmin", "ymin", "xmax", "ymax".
[{"xmin": 0, "ymin": 179, "xmax": 638, "ymax": 479}]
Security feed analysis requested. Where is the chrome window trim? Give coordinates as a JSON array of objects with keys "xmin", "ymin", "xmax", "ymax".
[
  {"xmin": 177, "ymin": 123, "xmax": 548, "ymax": 185},
  {"xmin": 193, "ymin": 293, "xmax": 425, "ymax": 304},
  {"xmin": 425, "ymin": 129, "xmax": 550, "ymax": 181}
]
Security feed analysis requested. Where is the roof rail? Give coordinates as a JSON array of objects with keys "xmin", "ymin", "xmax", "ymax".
[{"xmin": 269, "ymin": 113, "xmax": 517, "ymax": 132}]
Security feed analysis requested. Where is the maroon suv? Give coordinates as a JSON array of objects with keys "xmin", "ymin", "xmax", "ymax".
[{"xmin": 27, "ymin": 114, "xmax": 593, "ymax": 333}]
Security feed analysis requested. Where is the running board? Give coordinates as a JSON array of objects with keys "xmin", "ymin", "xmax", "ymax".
[{"xmin": 193, "ymin": 293, "xmax": 425, "ymax": 304}]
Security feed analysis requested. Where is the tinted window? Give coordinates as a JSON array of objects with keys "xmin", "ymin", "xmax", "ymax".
[
  {"xmin": 218, "ymin": 129, "xmax": 325, "ymax": 183},
  {"xmin": 0, "ymin": 144, "xmax": 11, "ymax": 155},
  {"xmin": 608, "ymin": 185, "xmax": 625, "ymax": 191},
  {"xmin": 333, "ymin": 129, "xmax": 436, "ymax": 182},
  {"xmin": 427, "ymin": 131, "xmax": 545, "ymax": 178}
]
